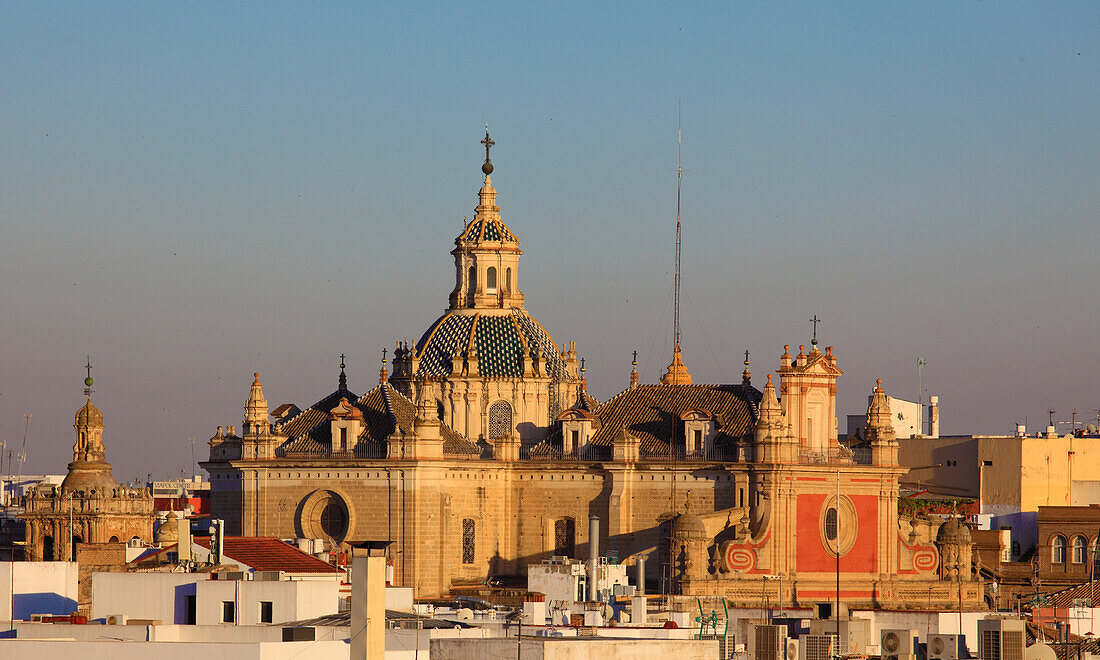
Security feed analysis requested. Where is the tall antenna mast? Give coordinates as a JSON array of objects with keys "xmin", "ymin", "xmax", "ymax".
[{"xmin": 673, "ymin": 102, "xmax": 683, "ymax": 351}]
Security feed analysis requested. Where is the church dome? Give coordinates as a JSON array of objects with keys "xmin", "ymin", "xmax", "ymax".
[
  {"xmin": 936, "ymin": 517, "xmax": 972, "ymax": 545},
  {"xmin": 671, "ymin": 512, "xmax": 708, "ymax": 540},
  {"xmin": 156, "ymin": 511, "xmax": 180, "ymax": 544},
  {"xmin": 415, "ymin": 309, "xmax": 565, "ymax": 379},
  {"xmin": 75, "ymin": 399, "xmax": 104, "ymax": 427}
]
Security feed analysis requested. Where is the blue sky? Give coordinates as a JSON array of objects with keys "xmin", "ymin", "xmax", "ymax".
[{"xmin": 1, "ymin": 3, "xmax": 1097, "ymax": 479}]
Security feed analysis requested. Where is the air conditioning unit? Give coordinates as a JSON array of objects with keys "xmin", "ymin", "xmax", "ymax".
[
  {"xmin": 977, "ymin": 618, "xmax": 1025, "ymax": 660},
  {"xmin": 752, "ymin": 624, "xmax": 788, "ymax": 660},
  {"xmin": 881, "ymin": 629, "xmax": 919, "ymax": 660},
  {"xmin": 800, "ymin": 634, "xmax": 837, "ymax": 660},
  {"xmin": 786, "ymin": 638, "xmax": 800, "ymax": 660},
  {"xmin": 107, "ymin": 614, "xmax": 129, "ymax": 626},
  {"xmin": 928, "ymin": 634, "xmax": 961, "ymax": 660}
]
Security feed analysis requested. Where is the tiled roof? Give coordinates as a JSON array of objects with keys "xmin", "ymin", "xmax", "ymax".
[
  {"xmin": 195, "ymin": 537, "xmax": 343, "ymax": 574},
  {"xmin": 458, "ymin": 216, "xmax": 517, "ymax": 244},
  {"xmin": 277, "ymin": 383, "xmax": 479, "ymax": 458},
  {"xmin": 415, "ymin": 309, "xmax": 565, "ymax": 380},
  {"xmin": 587, "ymin": 384, "xmax": 759, "ymax": 458},
  {"xmin": 1042, "ymin": 579, "xmax": 1100, "ymax": 608}
]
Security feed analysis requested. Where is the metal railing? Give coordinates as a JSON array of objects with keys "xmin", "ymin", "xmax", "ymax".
[{"xmin": 798, "ymin": 446, "xmax": 871, "ymax": 465}]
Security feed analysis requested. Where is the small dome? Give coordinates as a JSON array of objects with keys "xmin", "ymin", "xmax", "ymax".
[
  {"xmin": 936, "ymin": 517, "xmax": 972, "ymax": 545},
  {"xmin": 671, "ymin": 512, "xmax": 708, "ymax": 540},
  {"xmin": 156, "ymin": 511, "xmax": 180, "ymax": 544},
  {"xmin": 75, "ymin": 399, "xmax": 104, "ymax": 428}
]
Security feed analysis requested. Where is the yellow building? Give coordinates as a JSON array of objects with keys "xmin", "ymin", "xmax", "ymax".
[{"xmin": 202, "ymin": 136, "xmax": 984, "ymax": 610}]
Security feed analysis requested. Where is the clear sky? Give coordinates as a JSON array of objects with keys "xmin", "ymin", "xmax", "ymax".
[{"xmin": 1, "ymin": 3, "xmax": 1097, "ymax": 481}]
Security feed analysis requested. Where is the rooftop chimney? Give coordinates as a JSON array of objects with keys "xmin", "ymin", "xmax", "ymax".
[
  {"xmin": 588, "ymin": 516, "xmax": 600, "ymax": 602},
  {"xmin": 351, "ymin": 541, "xmax": 391, "ymax": 660}
]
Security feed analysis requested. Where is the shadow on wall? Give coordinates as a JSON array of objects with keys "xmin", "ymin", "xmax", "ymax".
[{"xmin": 12, "ymin": 592, "xmax": 78, "ymax": 619}]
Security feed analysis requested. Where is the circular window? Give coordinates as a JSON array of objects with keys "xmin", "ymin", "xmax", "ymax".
[
  {"xmin": 320, "ymin": 501, "xmax": 348, "ymax": 540},
  {"xmin": 819, "ymin": 495, "xmax": 858, "ymax": 557},
  {"xmin": 297, "ymin": 489, "xmax": 353, "ymax": 544}
]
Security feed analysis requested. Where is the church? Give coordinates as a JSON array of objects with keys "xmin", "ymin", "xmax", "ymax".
[{"xmin": 202, "ymin": 134, "xmax": 985, "ymax": 610}]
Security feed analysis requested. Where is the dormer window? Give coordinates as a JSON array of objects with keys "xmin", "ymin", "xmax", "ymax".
[
  {"xmin": 680, "ymin": 409, "xmax": 715, "ymax": 456},
  {"xmin": 329, "ymin": 398, "xmax": 363, "ymax": 455}
]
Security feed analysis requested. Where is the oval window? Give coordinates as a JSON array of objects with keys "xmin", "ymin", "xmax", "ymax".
[{"xmin": 825, "ymin": 507, "xmax": 838, "ymax": 542}]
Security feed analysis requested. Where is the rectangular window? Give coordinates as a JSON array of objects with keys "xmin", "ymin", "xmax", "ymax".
[
  {"xmin": 694, "ymin": 429, "xmax": 702, "ymax": 450},
  {"xmin": 259, "ymin": 601, "xmax": 274, "ymax": 624},
  {"xmin": 571, "ymin": 430, "xmax": 579, "ymax": 449},
  {"xmin": 462, "ymin": 518, "xmax": 475, "ymax": 564},
  {"xmin": 222, "ymin": 600, "xmax": 235, "ymax": 623},
  {"xmin": 340, "ymin": 426, "xmax": 348, "ymax": 450},
  {"xmin": 185, "ymin": 595, "xmax": 196, "ymax": 625}
]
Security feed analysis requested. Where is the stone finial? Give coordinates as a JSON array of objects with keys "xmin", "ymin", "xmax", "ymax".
[
  {"xmin": 243, "ymin": 372, "xmax": 269, "ymax": 427},
  {"xmin": 660, "ymin": 342, "xmax": 694, "ymax": 386},
  {"xmin": 630, "ymin": 352, "xmax": 639, "ymax": 389}
]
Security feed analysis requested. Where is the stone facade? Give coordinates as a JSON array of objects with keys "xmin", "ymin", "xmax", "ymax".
[
  {"xmin": 201, "ymin": 139, "xmax": 983, "ymax": 610},
  {"xmin": 22, "ymin": 388, "xmax": 153, "ymax": 562}
]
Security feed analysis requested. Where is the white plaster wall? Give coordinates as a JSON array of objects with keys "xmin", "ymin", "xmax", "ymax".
[
  {"xmin": 91, "ymin": 572, "xmax": 200, "ymax": 623},
  {"xmin": 0, "ymin": 561, "xmax": 78, "ymax": 622},
  {"xmin": 0, "ymin": 640, "xmax": 348, "ymax": 660},
  {"xmin": 196, "ymin": 578, "xmax": 338, "ymax": 625}
]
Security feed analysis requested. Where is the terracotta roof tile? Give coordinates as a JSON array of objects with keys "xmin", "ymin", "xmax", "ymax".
[
  {"xmin": 195, "ymin": 537, "xmax": 343, "ymax": 574},
  {"xmin": 587, "ymin": 383, "xmax": 759, "ymax": 458},
  {"xmin": 277, "ymin": 383, "xmax": 478, "ymax": 458}
]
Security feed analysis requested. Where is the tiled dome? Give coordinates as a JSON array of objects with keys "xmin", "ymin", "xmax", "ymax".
[{"xmin": 416, "ymin": 309, "xmax": 565, "ymax": 379}]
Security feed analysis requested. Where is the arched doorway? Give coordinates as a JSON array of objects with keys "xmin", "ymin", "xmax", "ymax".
[{"xmin": 43, "ymin": 535, "xmax": 55, "ymax": 561}]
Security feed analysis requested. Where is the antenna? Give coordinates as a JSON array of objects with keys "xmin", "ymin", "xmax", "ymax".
[{"xmin": 673, "ymin": 101, "xmax": 683, "ymax": 353}]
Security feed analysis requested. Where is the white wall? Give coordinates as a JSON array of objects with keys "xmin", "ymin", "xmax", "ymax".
[
  {"xmin": 91, "ymin": 572, "xmax": 338, "ymax": 626},
  {"xmin": 0, "ymin": 640, "xmax": 348, "ymax": 660},
  {"xmin": 196, "ymin": 578, "xmax": 338, "ymax": 625},
  {"xmin": 0, "ymin": 562, "xmax": 78, "ymax": 622},
  {"xmin": 91, "ymin": 572, "xmax": 200, "ymax": 623}
]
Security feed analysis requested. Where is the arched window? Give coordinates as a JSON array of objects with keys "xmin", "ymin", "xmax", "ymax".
[
  {"xmin": 486, "ymin": 266, "xmax": 497, "ymax": 292},
  {"xmin": 1072, "ymin": 536, "xmax": 1087, "ymax": 564},
  {"xmin": 488, "ymin": 400, "xmax": 512, "ymax": 439},
  {"xmin": 506, "ymin": 267, "xmax": 512, "ymax": 291},
  {"xmin": 1052, "ymin": 535, "xmax": 1066, "ymax": 564},
  {"xmin": 468, "ymin": 266, "xmax": 476, "ymax": 291}
]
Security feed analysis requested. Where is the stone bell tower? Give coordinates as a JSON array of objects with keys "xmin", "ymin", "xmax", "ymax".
[{"xmin": 21, "ymin": 362, "xmax": 153, "ymax": 563}]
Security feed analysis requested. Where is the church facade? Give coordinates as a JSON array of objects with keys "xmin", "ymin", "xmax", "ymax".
[
  {"xmin": 22, "ymin": 374, "xmax": 154, "ymax": 561},
  {"xmin": 202, "ymin": 138, "xmax": 984, "ymax": 609}
]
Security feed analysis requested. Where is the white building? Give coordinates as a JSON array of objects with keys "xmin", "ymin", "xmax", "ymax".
[
  {"xmin": 0, "ymin": 561, "xmax": 78, "ymax": 622},
  {"xmin": 91, "ymin": 571, "xmax": 339, "ymax": 625}
]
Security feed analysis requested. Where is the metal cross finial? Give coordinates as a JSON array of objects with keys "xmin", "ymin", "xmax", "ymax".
[
  {"xmin": 744, "ymin": 349, "xmax": 750, "ymax": 366},
  {"xmin": 382, "ymin": 348, "xmax": 388, "ymax": 365},
  {"xmin": 580, "ymin": 357, "xmax": 586, "ymax": 374},
  {"xmin": 632, "ymin": 350, "xmax": 637, "ymax": 367},
  {"xmin": 810, "ymin": 315, "xmax": 821, "ymax": 341},
  {"xmin": 481, "ymin": 126, "xmax": 495, "ymax": 163},
  {"xmin": 340, "ymin": 353, "xmax": 346, "ymax": 370},
  {"xmin": 83, "ymin": 355, "xmax": 94, "ymax": 396}
]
